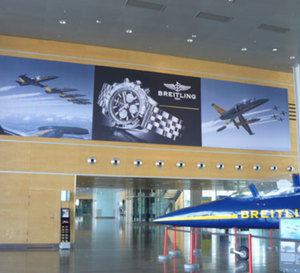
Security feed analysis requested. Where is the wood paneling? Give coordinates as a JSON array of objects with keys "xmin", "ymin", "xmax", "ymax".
[
  {"xmin": 0, "ymin": 173, "xmax": 75, "ymax": 244},
  {"xmin": 0, "ymin": 35, "xmax": 298, "ymax": 244}
]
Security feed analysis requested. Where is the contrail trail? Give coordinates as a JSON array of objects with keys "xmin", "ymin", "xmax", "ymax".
[
  {"xmin": 0, "ymin": 85, "xmax": 16, "ymax": 92},
  {"xmin": 0, "ymin": 92, "xmax": 41, "ymax": 100},
  {"xmin": 244, "ymin": 108, "xmax": 273, "ymax": 117}
]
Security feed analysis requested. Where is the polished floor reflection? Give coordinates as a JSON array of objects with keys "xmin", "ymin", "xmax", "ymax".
[{"xmin": 0, "ymin": 215, "xmax": 285, "ymax": 273}]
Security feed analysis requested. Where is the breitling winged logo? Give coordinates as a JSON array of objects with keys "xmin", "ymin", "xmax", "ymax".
[{"xmin": 163, "ymin": 82, "xmax": 191, "ymax": 93}]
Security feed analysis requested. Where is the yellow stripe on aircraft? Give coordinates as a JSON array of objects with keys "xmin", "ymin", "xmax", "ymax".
[
  {"xmin": 154, "ymin": 214, "xmax": 238, "ymax": 222},
  {"xmin": 34, "ymin": 129, "xmax": 53, "ymax": 137}
]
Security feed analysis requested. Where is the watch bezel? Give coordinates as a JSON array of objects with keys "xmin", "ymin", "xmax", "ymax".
[{"xmin": 106, "ymin": 82, "xmax": 148, "ymax": 129}]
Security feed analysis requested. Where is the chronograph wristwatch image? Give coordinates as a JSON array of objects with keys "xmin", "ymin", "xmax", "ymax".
[{"xmin": 98, "ymin": 78, "xmax": 184, "ymax": 141}]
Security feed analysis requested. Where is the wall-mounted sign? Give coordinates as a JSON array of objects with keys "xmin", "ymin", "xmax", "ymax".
[{"xmin": 0, "ymin": 55, "xmax": 291, "ymax": 151}]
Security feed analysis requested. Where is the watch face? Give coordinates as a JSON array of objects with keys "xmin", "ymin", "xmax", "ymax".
[{"xmin": 109, "ymin": 87, "xmax": 142, "ymax": 127}]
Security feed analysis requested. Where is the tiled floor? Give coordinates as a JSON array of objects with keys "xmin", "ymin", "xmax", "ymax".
[{"xmin": 0, "ymin": 215, "xmax": 289, "ymax": 272}]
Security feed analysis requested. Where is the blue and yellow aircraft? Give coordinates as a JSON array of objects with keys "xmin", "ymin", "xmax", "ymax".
[
  {"xmin": 0, "ymin": 125, "xmax": 88, "ymax": 138},
  {"xmin": 16, "ymin": 74, "xmax": 58, "ymax": 88},
  {"xmin": 154, "ymin": 174, "xmax": 300, "ymax": 229},
  {"xmin": 212, "ymin": 98, "xmax": 269, "ymax": 135},
  {"xmin": 45, "ymin": 86, "xmax": 77, "ymax": 94}
]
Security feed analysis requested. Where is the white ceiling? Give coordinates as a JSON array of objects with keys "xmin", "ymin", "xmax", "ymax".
[{"xmin": 0, "ymin": 0, "xmax": 299, "ymax": 72}]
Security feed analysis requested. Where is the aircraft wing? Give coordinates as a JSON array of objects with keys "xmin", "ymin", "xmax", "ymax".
[
  {"xmin": 238, "ymin": 114, "xmax": 254, "ymax": 135},
  {"xmin": 212, "ymin": 104, "xmax": 226, "ymax": 115}
]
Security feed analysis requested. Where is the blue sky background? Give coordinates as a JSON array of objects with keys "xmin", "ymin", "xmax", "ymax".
[
  {"xmin": 201, "ymin": 78, "xmax": 291, "ymax": 151},
  {"xmin": 0, "ymin": 55, "xmax": 94, "ymax": 139}
]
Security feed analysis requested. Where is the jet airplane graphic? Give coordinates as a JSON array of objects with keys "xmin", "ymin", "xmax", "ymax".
[
  {"xmin": 16, "ymin": 74, "xmax": 58, "ymax": 88},
  {"xmin": 0, "ymin": 124, "xmax": 88, "ymax": 138},
  {"xmin": 60, "ymin": 94, "xmax": 85, "ymax": 99},
  {"xmin": 45, "ymin": 86, "xmax": 77, "ymax": 94},
  {"xmin": 280, "ymin": 111, "xmax": 287, "ymax": 116},
  {"xmin": 67, "ymin": 98, "xmax": 91, "ymax": 104},
  {"xmin": 273, "ymin": 105, "xmax": 279, "ymax": 111},
  {"xmin": 212, "ymin": 98, "xmax": 269, "ymax": 135},
  {"xmin": 154, "ymin": 174, "xmax": 300, "ymax": 230},
  {"xmin": 272, "ymin": 114, "xmax": 278, "ymax": 119}
]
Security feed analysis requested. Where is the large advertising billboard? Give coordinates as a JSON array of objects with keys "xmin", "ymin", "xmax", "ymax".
[
  {"xmin": 0, "ymin": 55, "xmax": 291, "ymax": 151},
  {"xmin": 92, "ymin": 65, "xmax": 201, "ymax": 146}
]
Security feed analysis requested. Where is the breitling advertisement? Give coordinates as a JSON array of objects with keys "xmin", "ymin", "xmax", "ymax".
[
  {"xmin": 0, "ymin": 55, "xmax": 94, "ymax": 139},
  {"xmin": 92, "ymin": 65, "xmax": 202, "ymax": 146},
  {"xmin": 0, "ymin": 55, "xmax": 292, "ymax": 151}
]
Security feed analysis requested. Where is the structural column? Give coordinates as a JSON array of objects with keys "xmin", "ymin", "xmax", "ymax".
[{"xmin": 293, "ymin": 64, "xmax": 300, "ymax": 170}]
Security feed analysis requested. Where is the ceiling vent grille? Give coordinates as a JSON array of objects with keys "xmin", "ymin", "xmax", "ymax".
[
  {"xmin": 126, "ymin": 0, "xmax": 165, "ymax": 11},
  {"xmin": 258, "ymin": 24, "xmax": 289, "ymax": 33},
  {"xmin": 196, "ymin": 12, "xmax": 232, "ymax": 23}
]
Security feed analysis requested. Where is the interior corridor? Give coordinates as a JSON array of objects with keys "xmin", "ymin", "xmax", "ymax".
[{"xmin": 0, "ymin": 215, "xmax": 282, "ymax": 273}]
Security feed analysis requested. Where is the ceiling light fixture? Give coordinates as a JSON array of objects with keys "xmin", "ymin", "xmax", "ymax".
[
  {"xmin": 96, "ymin": 19, "xmax": 101, "ymax": 24},
  {"xmin": 58, "ymin": 20, "xmax": 66, "ymax": 25},
  {"xmin": 191, "ymin": 34, "xmax": 197, "ymax": 38},
  {"xmin": 187, "ymin": 38, "xmax": 193, "ymax": 43},
  {"xmin": 272, "ymin": 48, "xmax": 278, "ymax": 52},
  {"xmin": 241, "ymin": 47, "xmax": 247, "ymax": 52},
  {"xmin": 290, "ymin": 56, "xmax": 296, "ymax": 60},
  {"xmin": 126, "ymin": 29, "xmax": 133, "ymax": 34}
]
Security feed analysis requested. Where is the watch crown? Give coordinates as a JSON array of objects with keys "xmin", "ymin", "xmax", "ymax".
[
  {"xmin": 135, "ymin": 80, "xmax": 141, "ymax": 85},
  {"xmin": 124, "ymin": 78, "xmax": 130, "ymax": 83}
]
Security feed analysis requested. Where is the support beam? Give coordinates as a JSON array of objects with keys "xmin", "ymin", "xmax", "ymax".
[{"xmin": 293, "ymin": 64, "xmax": 300, "ymax": 170}]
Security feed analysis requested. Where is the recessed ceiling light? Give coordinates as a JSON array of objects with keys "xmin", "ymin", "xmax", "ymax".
[
  {"xmin": 187, "ymin": 38, "xmax": 194, "ymax": 43},
  {"xmin": 58, "ymin": 20, "xmax": 66, "ymax": 25},
  {"xmin": 290, "ymin": 56, "xmax": 296, "ymax": 60},
  {"xmin": 96, "ymin": 19, "xmax": 101, "ymax": 24},
  {"xmin": 191, "ymin": 34, "xmax": 197, "ymax": 38},
  {"xmin": 126, "ymin": 29, "xmax": 133, "ymax": 34},
  {"xmin": 272, "ymin": 48, "xmax": 278, "ymax": 52},
  {"xmin": 241, "ymin": 47, "xmax": 247, "ymax": 51}
]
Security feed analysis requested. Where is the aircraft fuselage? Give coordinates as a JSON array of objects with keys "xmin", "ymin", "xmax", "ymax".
[
  {"xmin": 153, "ymin": 194, "xmax": 300, "ymax": 229},
  {"xmin": 220, "ymin": 98, "xmax": 269, "ymax": 121}
]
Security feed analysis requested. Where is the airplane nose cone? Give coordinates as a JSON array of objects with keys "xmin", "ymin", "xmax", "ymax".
[
  {"xmin": 256, "ymin": 98, "xmax": 269, "ymax": 106},
  {"xmin": 153, "ymin": 215, "xmax": 167, "ymax": 224}
]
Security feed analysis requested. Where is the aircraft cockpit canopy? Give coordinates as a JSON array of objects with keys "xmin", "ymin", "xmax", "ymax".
[
  {"xmin": 240, "ymin": 98, "xmax": 256, "ymax": 105},
  {"xmin": 230, "ymin": 174, "xmax": 296, "ymax": 199}
]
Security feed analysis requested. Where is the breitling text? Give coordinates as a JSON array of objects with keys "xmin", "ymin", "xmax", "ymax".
[
  {"xmin": 158, "ymin": 90, "xmax": 196, "ymax": 101},
  {"xmin": 240, "ymin": 209, "xmax": 300, "ymax": 219}
]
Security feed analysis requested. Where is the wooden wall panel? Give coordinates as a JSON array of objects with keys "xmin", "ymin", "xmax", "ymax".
[
  {"xmin": 0, "ymin": 34, "xmax": 298, "ymax": 245},
  {"xmin": 0, "ymin": 35, "xmax": 298, "ymax": 179},
  {"xmin": 0, "ymin": 139, "xmax": 297, "ymax": 179},
  {"xmin": 0, "ymin": 173, "xmax": 75, "ymax": 244}
]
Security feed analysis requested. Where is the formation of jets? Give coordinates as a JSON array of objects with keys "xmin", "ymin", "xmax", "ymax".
[
  {"xmin": 272, "ymin": 105, "xmax": 286, "ymax": 122},
  {"xmin": 16, "ymin": 74, "xmax": 91, "ymax": 105},
  {"xmin": 211, "ymin": 99, "xmax": 288, "ymax": 135}
]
